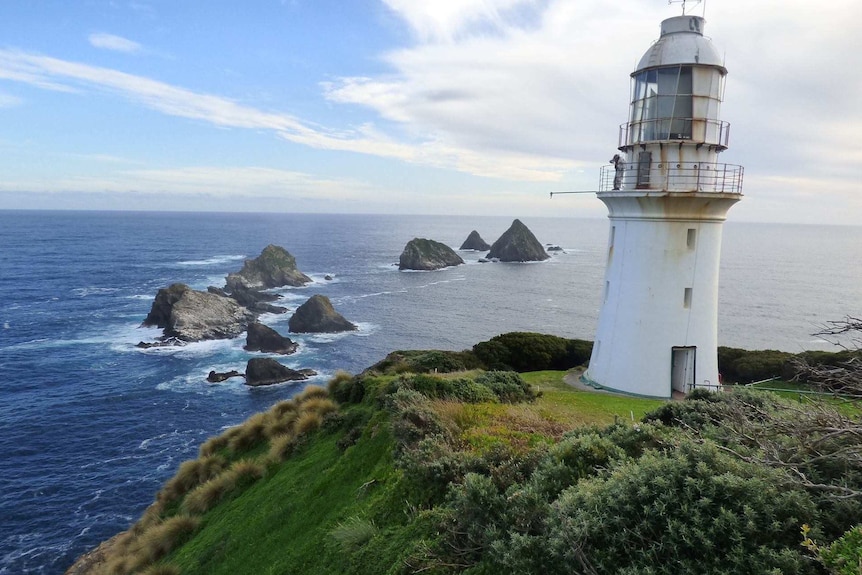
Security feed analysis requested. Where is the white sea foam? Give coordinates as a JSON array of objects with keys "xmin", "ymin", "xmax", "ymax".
[
  {"xmin": 126, "ymin": 294, "xmax": 153, "ymax": 300},
  {"xmin": 72, "ymin": 287, "xmax": 120, "ymax": 298},
  {"xmin": 3, "ymin": 322, "xmax": 9, "ymax": 329},
  {"xmin": 176, "ymin": 255, "xmax": 246, "ymax": 266}
]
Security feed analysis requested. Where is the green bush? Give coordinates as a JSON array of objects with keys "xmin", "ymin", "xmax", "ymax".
[
  {"xmin": 718, "ymin": 346, "xmax": 793, "ymax": 383},
  {"xmin": 473, "ymin": 371, "xmax": 536, "ymax": 403},
  {"xmin": 545, "ymin": 440, "xmax": 817, "ymax": 575},
  {"xmin": 817, "ymin": 525, "xmax": 862, "ymax": 575},
  {"xmin": 473, "ymin": 332, "xmax": 592, "ymax": 372},
  {"xmin": 364, "ymin": 349, "xmax": 483, "ymax": 375}
]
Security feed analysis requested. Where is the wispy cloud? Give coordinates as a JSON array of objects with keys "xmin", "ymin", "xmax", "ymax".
[
  {"xmin": 88, "ymin": 33, "xmax": 142, "ymax": 53},
  {"xmin": 0, "ymin": 48, "xmax": 572, "ymax": 181}
]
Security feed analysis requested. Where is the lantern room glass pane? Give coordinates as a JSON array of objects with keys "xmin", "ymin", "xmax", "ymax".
[{"xmin": 630, "ymin": 66, "xmax": 693, "ymax": 141}]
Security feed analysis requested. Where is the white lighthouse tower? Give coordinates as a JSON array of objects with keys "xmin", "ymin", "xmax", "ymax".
[{"xmin": 582, "ymin": 12, "xmax": 744, "ymax": 398}]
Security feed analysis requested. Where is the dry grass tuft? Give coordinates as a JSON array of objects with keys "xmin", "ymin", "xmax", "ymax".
[
  {"xmin": 296, "ymin": 385, "xmax": 329, "ymax": 403},
  {"xmin": 198, "ymin": 433, "xmax": 229, "ymax": 458},
  {"xmin": 294, "ymin": 410, "xmax": 323, "ymax": 436},
  {"xmin": 301, "ymin": 397, "xmax": 337, "ymax": 417},
  {"xmin": 182, "ymin": 459, "xmax": 265, "ymax": 515},
  {"xmin": 227, "ymin": 413, "xmax": 270, "ymax": 453},
  {"xmin": 158, "ymin": 455, "xmax": 227, "ymax": 504},
  {"xmin": 267, "ymin": 433, "xmax": 299, "ymax": 462},
  {"xmin": 140, "ymin": 564, "xmax": 182, "ymax": 575}
]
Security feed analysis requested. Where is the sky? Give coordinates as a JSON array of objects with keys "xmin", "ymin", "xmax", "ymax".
[{"xmin": 0, "ymin": 0, "xmax": 860, "ymax": 223}]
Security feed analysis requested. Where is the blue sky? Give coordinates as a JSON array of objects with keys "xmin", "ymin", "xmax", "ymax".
[{"xmin": 1, "ymin": 0, "xmax": 860, "ymax": 223}]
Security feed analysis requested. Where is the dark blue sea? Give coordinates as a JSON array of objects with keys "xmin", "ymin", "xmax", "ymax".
[{"xmin": 0, "ymin": 210, "xmax": 860, "ymax": 574}]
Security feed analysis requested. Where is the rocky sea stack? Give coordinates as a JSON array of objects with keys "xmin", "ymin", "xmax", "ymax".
[
  {"xmin": 141, "ymin": 283, "xmax": 255, "ymax": 342},
  {"xmin": 226, "ymin": 245, "xmax": 312, "ymax": 291},
  {"xmin": 245, "ymin": 357, "xmax": 309, "ymax": 386},
  {"xmin": 244, "ymin": 322, "xmax": 298, "ymax": 355},
  {"xmin": 398, "ymin": 238, "xmax": 464, "ymax": 271},
  {"xmin": 487, "ymin": 219, "xmax": 550, "ymax": 262},
  {"xmin": 288, "ymin": 294, "xmax": 357, "ymax": 334},
  {"xmin": 459, "ymin": 230, "xmax": 491, "ymax": 251}
]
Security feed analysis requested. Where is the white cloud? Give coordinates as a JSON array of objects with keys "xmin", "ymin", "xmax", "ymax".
[
  {"xmin": 381, "ymin": 0, "xmax": 541, "ymax": 42},
  {"xmin": 88, "ymin": 33, "xmax": 142, "ymax": 53}
]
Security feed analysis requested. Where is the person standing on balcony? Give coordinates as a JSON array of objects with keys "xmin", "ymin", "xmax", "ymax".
[{"xmin": 610, "ymin": 154, "xmax": 626, "ymax": 190}]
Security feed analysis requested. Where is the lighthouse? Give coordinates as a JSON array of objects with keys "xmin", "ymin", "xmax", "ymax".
[{"xmin": 582, "ymin": 13, "xmax": 744, "ymax": 398}]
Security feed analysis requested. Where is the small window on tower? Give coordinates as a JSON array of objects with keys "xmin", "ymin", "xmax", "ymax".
[
  {"xmin": 686, "ymin": 228, "xmax": 696, "ymax": 249},
  {"xmin": 684, "ymin": 287, "xmax": 693, "ymax": 309},
  {"xmin": 610, "ymin": 226, "xmax": 616, "ymax": 247},
  {"xmin": 604, "ymin": 281, "xmax": 610, "ymax": 303}
]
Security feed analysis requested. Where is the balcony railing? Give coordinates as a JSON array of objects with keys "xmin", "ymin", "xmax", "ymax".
[
  {"xmin": 619, "ymin": 118, "xmax": 731, "ymax": 150},
  {"xmin": 600, "ymin": 162, "xmax": 744, "ymax": 194}
]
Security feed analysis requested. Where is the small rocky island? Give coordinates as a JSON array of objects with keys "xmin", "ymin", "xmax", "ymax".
[
  {"xmin": 245, "ymin": 357, "xmax": 313, "ymax": 387},
  {"xmin": 487, "ymin": 219, "xmax": 550, "ymax": 262},
  {"xmin": 244, "ymin": 322, "xmax": 298, "ymax": 355},
  {"xmin": 459, "ymin": 230, "xmax": 491, "ymax": 251},
  {"xmin": 226, "ymin": 244, "xmax": 312, "ymax": 290},
  {"xmin": 139, "ymin": 245, "xmax": 313, "ymax": 346},
  {"xmin": 288, "ymin": 295, "xmax": 357, "ymax": 334},
  {"xmin": 398, "ymin": 238, "xmax": 464, "ymax": 271},
  {"xmin": 141, "ymin": 283, "xmax": 255, "ymax": 342}
]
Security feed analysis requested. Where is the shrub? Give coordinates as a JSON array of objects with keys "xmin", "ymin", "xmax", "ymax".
[
  {"xmin": 816, "ymin": 525, "xmax": 862, "ymax": 575},
  {"xmin": 140, "ymin": 565, "xmax": 182, "ymax": 575},
  {"xmin": 718, "ymin": 346, "xmax": 793, "ymax": 383},
  {"xmin": 474, "ymin": 371, "xmax": 536, "ymax": 403},
  {"xmin": 545, "ymin": 440, "xmax": 817, "ymax": 575},
  {"xmin": 365, "ymin": 349, "xmax": 483, "ymax": 375},
  {"xmin": 328, "ymin": 370, "xmax": 358, "ymax": 403},
  {"xmin": 473, "ymin": 332, "xmax": 591, "ymax": 372}
]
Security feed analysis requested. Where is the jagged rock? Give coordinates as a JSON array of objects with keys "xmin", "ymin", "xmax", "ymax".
[
  {"xmin": 487, "ymin": 219, "xmax": 550, "ymax": 262},
  {"xmin": 546, "ymin": 245, "xmax": 564, "ymax": 252},
  {"xmin": 225, "ymin": 245, "xmax": 312, "ymax": 291},
  {"xmin": 207, "ymin": 370, "xmax": 243, "ymax": 383},
  {"xmin": 245, "ymin": 357, "xmax": 309, "ymax": 386},
  {"xmin": 141, "ymin": 283, "xmax": 255, "ymax": 342},
  {"xmin": 135, "ymin": 337, "xmax": 186, "ymax": 349},
  {"xmin": 460, "ymin": 230, "xmax": 491, "ymax": 251},
  {"xmin": 244, "ymin": 322, "xmax": 298, "ymax": 355},
  {"xmin": 297, "ymin": 368, "xmax": 318, "ymax": 377},
  {"xmin": 227, "ymin": 284, "xmax": 287, "ymax": 315},
  {"xmin": 398, "ymin": 238, "xmax": 464, "ymax": 271},
  {"xmin": 288, "ymin": 295, "xmax": 357, "ymax": 334},
  {"xmin": 324, "ymin": 275, "xmax": 333, "ymax": 281}
]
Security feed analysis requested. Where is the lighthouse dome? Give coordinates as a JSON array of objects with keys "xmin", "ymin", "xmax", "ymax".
[{"xmin": 636, "ymin": 16, "xmax": 725, "ymax": 72}]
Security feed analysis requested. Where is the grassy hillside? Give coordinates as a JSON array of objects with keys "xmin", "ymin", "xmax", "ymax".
[{"xmin": 78, "ymin": 338, "xmax": 862, "ymax": 575}]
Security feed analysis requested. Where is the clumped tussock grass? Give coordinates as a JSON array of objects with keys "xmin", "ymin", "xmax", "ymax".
[
  {"xmin": 300, "ymin": 397, "xmax": 337, "ymax": 417},
  {"xmin": 294, "ymin": 410, "xmax": 323, "ymax": 436},
  {"xmin": 296, "ymin": 385, "xmax": 329, "ymax": 404},
  {"xmin": 330, "ymin": 516, "xmax": 378, "ymax": 552},
  {"xmin": 270, "ymin": 399, "xmax": 299, "ymax": 419},
  {"xmin": 198, "ymin": 433, "xmax": 229, "ymax": 458},
  {"xmin": 182, "ymin": 460, "xmax": 265, "ymax": 515},
  {"xmin": 103, "ymin": 515, "xmax": 199, "ymax": 575},
  {"xmin": 158, "ymin": 455, "xmax": 227, "ymax": 504},
  {"xmin": 226, "ymin": 412, "xmax": 270, "ymax": 453},
  {"xmin": 267, "ymin": 433, "xmax": 299, "ymax": 463}
]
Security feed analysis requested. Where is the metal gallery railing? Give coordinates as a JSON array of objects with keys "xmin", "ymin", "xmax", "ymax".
[
  {"xmin": 619, "ymin": 118, "xmax": 731, "ymax": 149},
  {"xmin": 600, "ymin": 161, "xmax": 744, "ymax": 194}
]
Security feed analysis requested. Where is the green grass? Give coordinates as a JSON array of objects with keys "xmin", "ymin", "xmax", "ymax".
[{"xmin": 165, "ymin": 408, "xmax": 417, "ymax": 575}]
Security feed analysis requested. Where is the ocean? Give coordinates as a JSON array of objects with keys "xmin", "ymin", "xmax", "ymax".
[{"xmin": 0, "ymin": 210, "xmax": 860, "ymax": 574}]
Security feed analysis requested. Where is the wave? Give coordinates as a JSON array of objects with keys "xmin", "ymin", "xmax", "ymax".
[
  {"xmin": 176, "ymin": 255, "xmax": 246, "ymax": 267},
  {"xmin": 71, "ymin": 287, "xmax": 120, "ymax": 298}
]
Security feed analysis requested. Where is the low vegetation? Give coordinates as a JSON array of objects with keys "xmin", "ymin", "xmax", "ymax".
[{"xmin": 83, "ymin": 332, "xmax": 862, "ymax": 575}]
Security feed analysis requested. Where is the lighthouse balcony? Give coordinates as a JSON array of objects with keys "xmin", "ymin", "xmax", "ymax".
[
  {"xmin": 619, "ymin": 118, "xmax": 731, "ymax": 151},
  {"xmin": 600, "ymin": 161, "xmax": 744, "ymax": 194}
]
